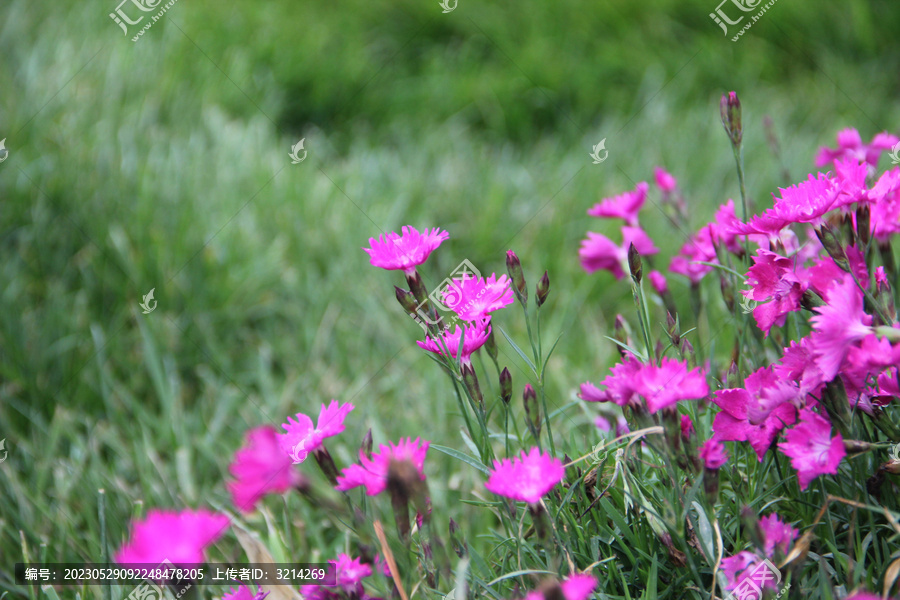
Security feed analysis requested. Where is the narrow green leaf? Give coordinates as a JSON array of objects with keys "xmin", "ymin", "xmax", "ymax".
[
  {"xmin": 497, "ymin": 326, "xmax": 537, "ymax": 372},
  {"xmin": 430, "ymin": 444, "xmax": 491, "ymax": 475}
]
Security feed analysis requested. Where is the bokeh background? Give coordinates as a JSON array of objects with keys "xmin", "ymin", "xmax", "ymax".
[{"xmin": 1, "ymin": 0, "xmax": 899, "ymax": 592}]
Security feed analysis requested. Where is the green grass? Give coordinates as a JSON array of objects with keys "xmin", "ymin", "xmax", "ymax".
[{"xmin": 1, "ymin": 0, "xmax": 900, "ymax": 598}]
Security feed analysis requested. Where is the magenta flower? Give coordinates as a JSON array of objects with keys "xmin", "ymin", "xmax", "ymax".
[
  {"xmin": 484, "ymin": 447, "xmax": 565, "ymax": 503},
  {"xmin": 579, "ymin": 226, "xmax": 658, "ymax": 279},
  {"xmin": 648, "ymin": 270, "xmax": 668, "ymax": 295},
  {"xmin": 587, "ymin": 182, "xmax": 648, "ymax": 226},
  {"xmin": 870, "ymin": 167, "xmax": 900, "ymax": 241},
  {"xmin": 844, "ymin": 592, "xmax": 888, "ymax": 600},
  {"xmin": 115, "ymin": 509, "xmax": 229, "ymax": 566},
  {"xmin": 559, "ymin": 574, "xmax": 598, "ymax": 600},
  {"xmin": 810, "ymin": 278, "xmax": 873, "ymax": 381},
  {"xmin": 669, "ymin": 226, "xmax": 718, "ymax": 284},
  {"xmin": 720, "ymin": 552, "xmax": 760, "ymax": 591},
  {"xmin": 440, "ymin": 273, "xmax": 514, "ymax": 321},
  {"xmin": 585, "ymin": 357, "xmax": 642, "ymax": 408},
  {"xmin": 814, "ymin": 127, "xmax": 900, "ymax": 169},
  {"xmin": 336, "ymin": 437, "xmax": 429, "ymax": 496},
  {"xmin": 363, "ymin": 226, "xmax": 449, "ymax": 274},
  {"xmin": 228, "ymin": 426, "xmax": 307, "ymax": 513},
  {"xmin": 775, "ymin": 337, "xmax": 825, "ymax": 397},
  {"xmin": 743, "ymin": 249, "xmax": 807, "ymax": 336},
  {"xmin": 699, "ymin": 439, "xmax": 728, "ymax": 469},
  {"xmin": 721, "ymin": 553, "xmax": 782, "ymax": 593},
  {"xmin": 777, "ymin": 409, "xmax": 845, "ymax": 490},
  {"xmin": 770, "ymin": 173, "xmax": 840, "ymax": 226},
  {"xmin": 654, "ymin": 167, "xmax": 677, "ymax": 193},
  {"xmin": 712, "ymin": 367, "xmax": 798, "ymax": 461},
  {"xmin": 279, "ymin": 400, "xmax": 354, "ymax": 464},
  {"xmin": 681, "ymin": 415, "xmax": 695, "ymax": 440},
  {"xmin": 223, "ymin": 586, "xmax": 270, "ymax": 600},
  {"xmin": 417, "ymin": 318, "xmax": 491, "ymax": 366},
  {"xmin": 333, "ymin": 554, "xmax": 373, "ymax": 592},
  {"xmin": 759, "ymin": 513, "xmax": 797, "ymax": 558},
  {"xmin": 632, "ymin": 358, "xmax": 709, "ymax": 413}
]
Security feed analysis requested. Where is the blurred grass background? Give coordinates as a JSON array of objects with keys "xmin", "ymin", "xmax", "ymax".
[{"xmin": 1, "ymin": 0, "xmax": 899, "ymax": 595}]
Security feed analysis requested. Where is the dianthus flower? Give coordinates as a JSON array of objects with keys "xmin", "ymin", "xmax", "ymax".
[
  {"xmin": 777, "ymin": 408, "xmax": 845, "ymax": 490},
  {"xmin": 743, "ymin": 249, "xmax": 807, "ymax": 336},
  {"xmin": 587, "ymin": 182, "xmax": 648, "ymax": 226},
  {"xmin": 223, "ymin": 586, "xmax": 269, "ymax": 600},
  {"xmin": 335, "ymin": 438, "xmax": 429, "ymax": 496},
  {"xmin": 814, "ymin": 128, "xmax": 899, "ymax": 169},
  {"xmin": 484, "ymin": 447, "xmax": 565, "ymax": 504},
  {"xmin": 699, "ymin": 439, "xmax": 728, "ymax": 469},
  {"xmin": 810, "ymin": 278, "xmax": 873, "ymax": 381},
  {"xmin": 579, "ymin": 226, "xmax": 658, "ymax": 279},
  {"xmin": 229, "ymin": 426, "xmax": 307, "ymax": 513},
  {"xmin": 363, "ymin": 226, "xmax": 449, "ymax": 274},
  {"xmin": 417, "ymin": 318, "xmax": 491, "ymax": 366},
  {"xmin": 115, "ymin": 509, "xmax": 229, "ymax": 566},
  {"xmin": 279, "ymin": 401, "xmax": 354, "ymax": 464},
  {"xmin": 439, "ymin": 273, "xmax": 513, "ymax": 321}
]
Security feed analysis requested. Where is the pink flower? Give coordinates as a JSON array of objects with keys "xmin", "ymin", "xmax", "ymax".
[
  {"xmin": 484, "ymin": 447, "xmax": 565, "ymax": 503},
  {"xmin": 681, "ymin": 415, "xmax": 695, "ymax": 439},
  {"xmin": 363, "ymin": 226, "xmax": 449, "ymax": 274},
  {"xmin": 559, "ymin": 574, "xmax": 598, "ymax": 600},
  {"xmin": 279, "ymin": 401, "xmax": 354, "ymax": 464},
  {"xmin": 648, "ymin": 270, "xmax": 668, "ymax": 295},
  {"xmin": 578, "ymin": 381, "xmax": 608, "ymax": 403},
  {"xmin": 810, "ymin": 278, "xmax": 873, "ymax": 381},
  {"xmin": 774, "ymin": 337, "xmax": 825, "ymax": 397},
  {"xmin": 333, "ymin": 554, "xmax": 373, "ymax": 592},
  {"xmin": 669, "ymin": 226, "xmax": 718, "ymax": 284},
  {"xmin": 743, "ymin": 249, "xmax": 807, "ymax": 336},
  {"xmin": 770, "ymin": 173, "xmax": 840, "ymax": 227},
  {"xmin": 223, "ymin": 586, "xmax": 270, "ymax": 600},
  {"xmin": 417, "ymin": 318, "xmax": 492, "ymax": 366},
  {"xmin": 228, "ymin": 426, "xmax": 306, "ymax": 513},
  {"xmin": 115, "ymin": 509, "xmax": 229, "ymax": 566},
  {"xmin": 759, "ymin": 513, "xmax": 797, "ymax": 558},
  {"xmin": 699, "ymin": 439, "xmax": 728, "ymax": 469},
  {"xmin": 440, "ymin": 273, "xmax": 514, "ymax": 321},
  {"xmin": 720, "ymin": 552, "xmax": 759, "ymax": 591},
  {"xmin": 579, "ymin": 226, "xmax": 658, "ymax": 279},
  {"xmin": 632, "ymin": 358, "xmax": 709, "ymax": 413},
  {"xmin": 587, "ymin": 182, "xmax": 648, "ymax": 226},
  {"xmin": 870, "ymin": 167, "xmax": 900, "ymax": 241},
  {"xmin": 336, "ymin": 437, "xmax": 429, "ymax": 496},
  {"xmin": 654, "ymin": 167, "xmax": 677, "ymax": 193},
  {"xmin": 722, "ymin": 553, "xmax": 782, "ymax": 592},
  {"xmin": 845, "ymin": 593, "xmax": 888, "ymax": 600},
  {"xmin": 587, "ymin": 358, "xmax": 642, "ymax": 407},
  {"xmin": 712, "ymin": 367, "xmax": 798, "ymax": 461},
  {"xmin": 777, "ymin": 409, "xmax": 845, "ymax": 490},
  {"xmin": 814, "ymin": 128, "xmax": 900, "ymax": 169}
]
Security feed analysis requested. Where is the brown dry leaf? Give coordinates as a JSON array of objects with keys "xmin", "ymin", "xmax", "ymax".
[
  {"xmin": 233, "ymin": 525, "xmax": 301, "ymax": 600},
  {"xmin": 884, "ymin": 556, "xmax": 900, "ymax": 599}
]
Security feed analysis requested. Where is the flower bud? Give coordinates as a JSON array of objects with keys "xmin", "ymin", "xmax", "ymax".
[
  {"xmin": 499, "ymin": 367, "xmax": 512, "ymax": 404},
  {"xmin": 815, "ymin": 224, "xmax": 850, "ymax": 273},
  {"xmin": 461, "ymin": 362, "xmax": 484, "ymax": 409},
  {"xmin": 361, "ymin": 428, "xmax": 373, "ymax": 459},
  {"xmin": 856, "ymin": 204, "xmax": 871, "ymax": 247},
  {"xmin": 523, "ymin": 384, "xmax": 541, "ymax": 438},
  {"xmin": 313, "ymin": 446, "xmax": 340, "ymax": 487},
  {"xmin": 627, "ymin": 243, "xmax": 642, "ymax": 283},
  {"xmin": 506, "ymin": 250, "xmax": 528, "ymax": 308},
  {"xmin": 843, "ymin": 439, "xmax": 872, "ymax": 455},
  {"xmin": 395, "ymin": 286, "xmax": 419, "ymax": 313},
  {"xmin": 720, "ymin": 91, "xmax": 742, "ymax": 146},
  {"xmin": 666, "ymin": 311, "xmax": 681, "ymax": 347},
  {"xmin": 449, "ymin": 518, "xmax": 467, "ymax": 558},
  {"xmin": 484, "ymin": 327, "xmax": 498, "ymax": 362},
  {"xmin": 536, "ymin": 271, "xmax": 550, "ymax": 307}
]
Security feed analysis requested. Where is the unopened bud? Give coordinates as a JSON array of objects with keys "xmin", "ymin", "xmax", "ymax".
[
  {"xmin": 627, "ymin": 243, "xmax": 642, "ymax": 283},
  {"xmin": 856, "ymin": 204, "xmax": 871, "ymax": 247},
  {"xmin": 843, "ymin": 439, "xmax": 872, "ymax": 455},
  {"xmin": 461, "ymin": 362, "xmax": 484, "ymax": 408},
  {"xmin": 395, "ymin": 286, "xmax": 419, "ymax": 314},
  {"xmin": 815, "ymin": 224, "xmax": 850, "ymax": 272},
  {"xmin": 720, "ymin": 91, "xmax": 742, "ymax": 146},
  {"xmin": 449, "ymin": 518, "xmax": 467, "ymax": 558},
  {"xmin": 720, "ymin": 275, "xmax": 735, "ymax": 312},
  {"xmin": 506, "ymin": 250, "xmax": 528, "ymax": 307},
  {"xmin": 536, "ymin": 271, "xmax": 550, "ymax": 307},
  {"xmin": 666, "ymin": 312, "xmax": 681, "ymax": 347},
  {"xmin": 484, "ymin": 328, "xmax": 498, "ymax": 362},
  {"xmin": 523, "ymin": 384, "xmax": 541, "ymax": 438},
  {"xmin": 726, "ymin": 360, "xmax": 740, "ymax": 388},
  {"xmin": 361, "ymin": 428, "xmax": 373, "ymax": 459},
  {"xmin": 499, "ymin": 367, "xmax": 512, "ymax": 404}
]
